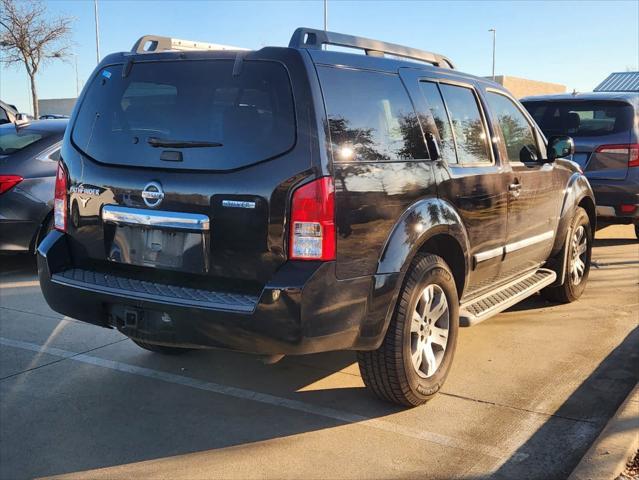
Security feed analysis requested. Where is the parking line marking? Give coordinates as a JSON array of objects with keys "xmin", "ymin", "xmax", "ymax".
[
  {"xmin": 0, "ymin": 280, "xmax": 41, "ymax": 289},
  {"xmin": 0, "ymin": 336, "xmax": 507, "ymax": 460}
]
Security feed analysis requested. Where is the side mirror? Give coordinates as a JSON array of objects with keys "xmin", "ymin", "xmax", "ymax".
[
  {"xmin": 15, "ymin": 113, "xmax": 30, "ymax": 126},
  {"xmin": 548, "ymin": 136, "xmax": 575, "ymax": 161}
]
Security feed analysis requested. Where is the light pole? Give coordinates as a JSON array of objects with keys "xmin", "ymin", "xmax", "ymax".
[
  {"xmin": 94, "ymin": 0, "xmax": 101, "ymax": 64},
  {"xmin": 72, "ymin": 53, "xmax": 80, "ymax": 96},
  {"xmin": 324, "ymin": 0, "xmax": 328, "ymax": 32},
  {"xmin": 323, "ymin": 0, "xmax": 328, "ymax": 50},
  {"xmin": 54, "ymin": 52, "xmax": 80, "ymax": 97},
  {"xmin": 488, "ymin": 28, "xmax": 496, "ymax": 81}
]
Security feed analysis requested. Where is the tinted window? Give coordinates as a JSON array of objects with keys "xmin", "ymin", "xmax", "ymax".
[
  {"xmin": 318, "ymin": 67, "xmax": 427, "ymax": 162},
  {"xmin": 486, "ymin": 92, "xmax": 539, "ymax": 162},
  {"xmin": 72, "ymin": 60, "xmax": 296, "ymax": 170},
  {"xmin": 523, "ymin": 101, "xmax": 634, "ymax": 137},
  {"xmin": 0, "ymin": 130, "xmax": 47, "ymax": 155},
  {"xmin": 439, "ymin": 84, "xmax": 491, "ymax": 165},
  {"xmin": 419, "ymin": 81, "xmax": 456, "ymax": 164},
  {"xmin": 0, "ymin": 108, "xmax": 9, "ymax": 125}
]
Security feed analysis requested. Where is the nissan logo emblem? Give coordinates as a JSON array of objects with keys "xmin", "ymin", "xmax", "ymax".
[{"xmin": 141, "ymin": 181, "xmax": 164, "ymax": 208}]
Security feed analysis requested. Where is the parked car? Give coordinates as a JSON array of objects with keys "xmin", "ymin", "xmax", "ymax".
[
  {"xmin": 522, "ymin": 92, "xmax": 638, "ymax": 238},
  {"xmin": 37, "ymin": 29, "xmax": 595, "ymax": 406},
  {"xmin": 39, "ymin": 114, "xmax": 70, "ymax": 120},
  {"xmin": 0, "ymin": 100, "xmax": 18, "ymax": 125},
  {"xmin": 0, "ymin": 119, "xmax": 67, "ymax": 253}
]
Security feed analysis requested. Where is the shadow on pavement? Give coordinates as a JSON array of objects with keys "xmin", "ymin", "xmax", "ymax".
[
  {"xmin": 593, "ymin": 238, "xmax": 638, "ymax": 247},
  {"xmin": 483, "ymin": 326, "xmax": 639, "ymax": 480}
]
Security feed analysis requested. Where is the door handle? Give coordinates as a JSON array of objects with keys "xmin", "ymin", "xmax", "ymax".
[{"xmin": 508, "ymin": 183, "xmax": 521, "ymax": 197}]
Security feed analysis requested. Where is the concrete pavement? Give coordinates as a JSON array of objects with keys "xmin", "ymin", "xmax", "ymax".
[{"xmin": 0, "ymin": 225, "xmax": 637, "ymax": 479}]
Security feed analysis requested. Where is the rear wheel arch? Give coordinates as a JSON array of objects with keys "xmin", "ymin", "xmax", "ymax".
[
  {"xmin": 417, "ymin": 233, "xmax": 466, "ymax": 299},
  {"xmin": 370, "ymin": 199, "xmax": 470, "ymax": 346},
  {"xmin": 578, "ymin": 195, "xmax": 596, "ymax": 232},
  {"xmin": 377, "ymin": 197, "xmax": 470, "ymax": 280}
]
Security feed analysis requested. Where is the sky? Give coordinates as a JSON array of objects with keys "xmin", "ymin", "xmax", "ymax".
[{"xmin": 1, "ymin": 0, "xmax": 637, "ymax": 114}]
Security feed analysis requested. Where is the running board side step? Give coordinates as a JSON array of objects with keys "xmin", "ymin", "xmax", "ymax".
[{"xmin": 459, "ymin": 268, "xmax": 557, "ymax": 327}]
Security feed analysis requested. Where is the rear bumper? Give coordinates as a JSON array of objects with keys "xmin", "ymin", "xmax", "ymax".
[
  {"xmin": 590, "ymin": 177, "xmax": 639, "ymax": 224},
  {"xmin": 37, "ymin": 231, "xmax": 397, "ymax": 355},
  {"xmin": 0, "ymin": 219, "xmax": 38, "ymax": 252}
]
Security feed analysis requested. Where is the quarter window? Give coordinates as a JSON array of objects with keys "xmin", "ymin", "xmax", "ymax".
[
  {"xmin": 439, "ymin": 84, "xmax": 492, "ymax": 165},
  {"xmin": 419, "ymin": 82, "xmax": 457, "ymax": 164},
  {"xmin": 486, "ymin": 92, "xmax": 539, "ymax": 163},
  {"xmin": 318, "ymin": 67, "xmax": 428, "ymax": 162}
]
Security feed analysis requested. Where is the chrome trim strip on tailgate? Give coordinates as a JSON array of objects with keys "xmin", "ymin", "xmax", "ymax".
[{"xmin": 102, "ymin": 205, "xmax": 210, "ymax": 231}]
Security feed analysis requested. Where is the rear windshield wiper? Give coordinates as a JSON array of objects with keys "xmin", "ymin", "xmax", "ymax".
[{"xmin": 147, "ymin": 137, "xmax": 223, "ymax": 148}]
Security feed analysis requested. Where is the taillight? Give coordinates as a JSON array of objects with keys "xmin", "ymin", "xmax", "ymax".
[
  {"xmin": 619, "ymin": 204, "xmax": 637, "ymax": 214},
  {"xmin": 289, "ymin": 177, "xmax": 335, "ymax": 261},
  {"xmin": 595, "ymin": 143, "xmax": 639, "ymax": 168},
  {"xmin": 0, "ymin": 175, "xmax": 23, "ymax": 195},
  {"xmin": 54, "ymin": 162, "xmax": 68, "ymax": 231}
]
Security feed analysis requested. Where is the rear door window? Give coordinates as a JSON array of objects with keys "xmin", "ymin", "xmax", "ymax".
[
  {"xmin": 72, "ymin": 60, "xmax": 296, "ymax": 170},
  {"xmin": 439, "ymin": 84, "xmax": 492, "ymax": 165},
  {"xmin": 318, "ymin": 67, "xmax": 427, "ymax": 162},
  {"xmin": 419, "ymin": 81, "xmax": 457, "ymax": 164}
]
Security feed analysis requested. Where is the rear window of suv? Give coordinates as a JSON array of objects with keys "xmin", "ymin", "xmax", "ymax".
[
  {"xmin": 72, "ymin": 60, "xmax": 296, "ymax": 170},
  {"xmin": 523, "ymin": 100, "xmax": 634, "ymax": 138}
]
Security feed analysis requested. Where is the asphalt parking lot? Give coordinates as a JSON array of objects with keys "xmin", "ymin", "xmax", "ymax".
[{"xmin": 0, "ymin": 225, "xmax": 637, "ymax": 480}]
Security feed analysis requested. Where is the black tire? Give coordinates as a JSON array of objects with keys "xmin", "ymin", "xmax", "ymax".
[
  {"xmin": 357, "ymin": 254, "xmax": 459, "ymax": 407},
  {"xmin": 541, "ymin": 207, "xmax": 592, "ymax": 303},
  {"xmin": 132, "ymin": 339, "xmax": 192, "ymax": 355}
]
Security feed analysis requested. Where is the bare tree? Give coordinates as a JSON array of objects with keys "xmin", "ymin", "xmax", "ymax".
[{"xmin": 0, "ymin": 0, "xmax": 72, "ymax": 117}]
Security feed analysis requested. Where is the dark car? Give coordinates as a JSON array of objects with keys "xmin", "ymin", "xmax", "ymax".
[
  {"xmin": 37, "ymin": 29, "xmax": 595, "ymax": 406},
  {"xmin": 0, "ymin": 119, "xmax": 67, "ymax": 252},
  {"xmin": 39, "ymin": 114, "xmax": 70, "ymax": 120},
  {"xmin": 522, "ymin": 92, "xmax": 638, "ymax": 238}
]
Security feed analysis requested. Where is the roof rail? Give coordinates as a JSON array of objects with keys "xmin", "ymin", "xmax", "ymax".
[
  {"xmin": 131, "ymin": 35, "xmax": 248, "ymax": 54},
  {"xmin": 289, "ymin": 27, "xmax": 454, "ymax": 69}
]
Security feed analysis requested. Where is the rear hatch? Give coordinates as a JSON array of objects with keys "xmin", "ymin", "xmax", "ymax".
[
  {"xmin": 63, "ymin": 48, "xmax": 318, "ymax": 290},
  {"xmin": 525, "ymin": 99, "xmax": 635, "ymax": 180}
]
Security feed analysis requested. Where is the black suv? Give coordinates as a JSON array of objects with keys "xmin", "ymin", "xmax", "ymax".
[{"xmin": 38, "ymin": 28, "xmax": 595, "ymax": 406}]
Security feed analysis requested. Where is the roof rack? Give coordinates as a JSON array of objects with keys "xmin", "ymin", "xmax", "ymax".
[
  {"xmin": 131, "ymin": 35, "xmax": 248, "ymax": 54},
  {"xmin": 289, "ymin": 27, "xmax": 454, "ymax": 69}
]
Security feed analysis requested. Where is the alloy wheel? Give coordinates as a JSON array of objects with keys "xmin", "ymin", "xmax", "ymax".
[
  {"xmin": 570, "ymin": 225, "xmax": 588, "ymax": 285},
  {"xmin": 410, "ymin": 284, "xmax": 450, "ymax": 378}
]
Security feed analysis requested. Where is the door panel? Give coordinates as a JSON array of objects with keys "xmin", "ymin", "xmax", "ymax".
[
  {"xmin": 405, "ymin": 72, "xmax": 510, "ymax": 297},
  {"xmin": 503, "ymin": 163, "xmax": 562, "ymax": 275},
  {"xmin": 436, "ymin": 164, "xmax": 510, "ymax": 294},
  {"xmin": 484, "ymin": 90, "xmax": 562, "ymax": 276}
]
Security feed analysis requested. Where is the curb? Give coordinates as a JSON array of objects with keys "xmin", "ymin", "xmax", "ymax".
[{"xmin": 569, "ymin": 383, "xmax": 639, "ymax": 480}]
